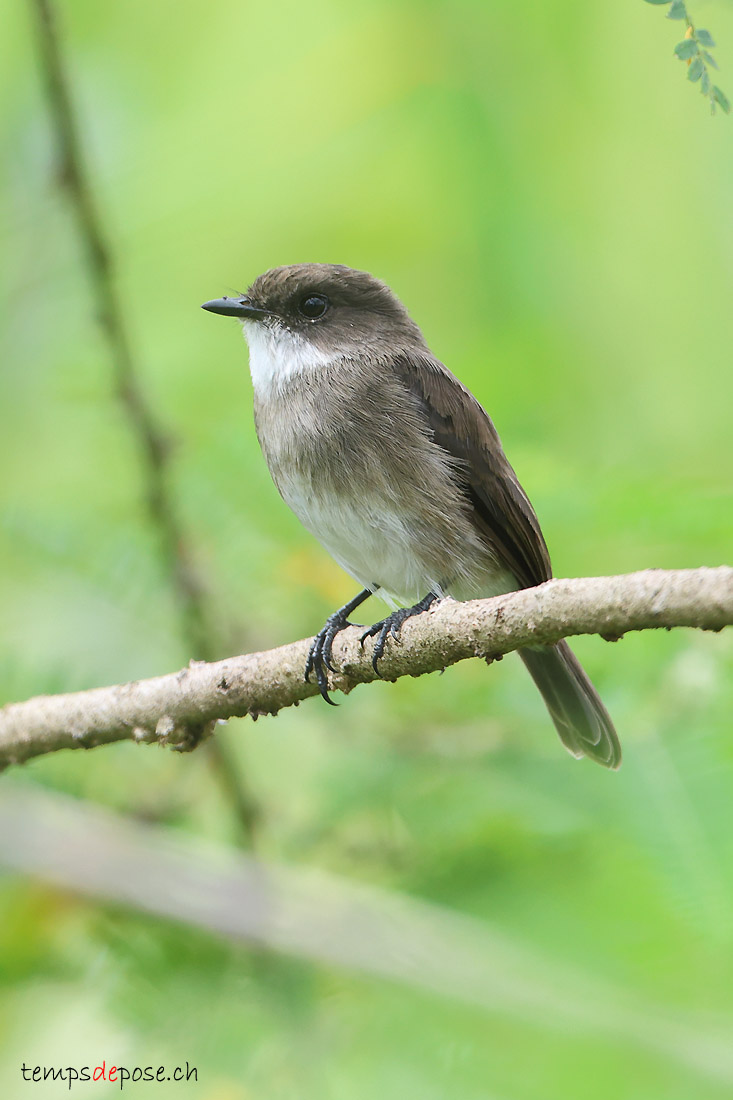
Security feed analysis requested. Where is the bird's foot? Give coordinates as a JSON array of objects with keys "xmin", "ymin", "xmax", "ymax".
[
  {"xmin": 305, "ymin": 610, "xmax": 352, "ymax": 705},
  {"xmin": 360, "ymin": 592, "xmax": 439, "ymax": 674},
  {"xmin": 305, "ymin": 589, "xmax": 373, "ymax": 704}
]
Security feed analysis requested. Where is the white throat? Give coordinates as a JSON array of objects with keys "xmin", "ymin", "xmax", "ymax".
[{"xmin": 242, "ymin": 320, "xmax": 337, "ymax": 396}]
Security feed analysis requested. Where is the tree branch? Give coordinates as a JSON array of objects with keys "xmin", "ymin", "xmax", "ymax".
[{"xmin": 1, "ymin": 567, "xmax": 730, "ymax": 770}]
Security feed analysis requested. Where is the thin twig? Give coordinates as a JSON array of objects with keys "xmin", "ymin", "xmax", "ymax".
[
  {"xmin": 0, "ymin": 567, "xmax": 730, "ymax": 770},
  {"xmin": 27, "ymin": 0, "xmax": 259, "ymax": 845}
]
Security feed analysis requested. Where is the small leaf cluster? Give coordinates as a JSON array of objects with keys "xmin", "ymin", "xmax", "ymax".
[{"xmin": 644, "ymin": 0, "xmax": 730, "ymax": 114}]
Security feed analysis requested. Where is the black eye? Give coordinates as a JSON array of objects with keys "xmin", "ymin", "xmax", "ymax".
[{"xmin": 298, "ymin": 293, "xmax": 329, "ymax": 319}]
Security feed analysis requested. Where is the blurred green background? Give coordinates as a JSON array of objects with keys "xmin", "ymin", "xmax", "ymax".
[{"xmin": 1, "ymin": 0, "xmax": 733, "ymax": 1096}]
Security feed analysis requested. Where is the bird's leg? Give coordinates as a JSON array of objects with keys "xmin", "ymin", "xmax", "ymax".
[
  {"xmin": 360, "ymin": 592, "xmax": 440, "ymax": 674},
  {"xmin": 305, "ymin": 587, "xmax": 374, "ymax": 704}
]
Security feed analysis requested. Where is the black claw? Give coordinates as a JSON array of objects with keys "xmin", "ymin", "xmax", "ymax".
[
  {"xmin": 360, "ymin": 593, "xmax": 439, "ymax": 676},
  {"xmin": 324, "ymin": 648, "xmax": 338, "ymax": 675},
  {"xmin": 307, "ymin": 591, "xmax": 438, "ymax": 694},
  {"xmin": 305, "ymin": 588, "xmax": 373, "ymax": 704},
  {"xmin": 305, "ymin": 623, "xmax": 342, "ymax": 704}
]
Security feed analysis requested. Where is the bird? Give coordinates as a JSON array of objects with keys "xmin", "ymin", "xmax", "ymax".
[{"xmin": 202, "ymin": 263, "xmax": 621, "ymax": 768}]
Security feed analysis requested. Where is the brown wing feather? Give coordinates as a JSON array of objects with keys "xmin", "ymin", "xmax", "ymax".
[
  {"xmin": 391, "ymin": 352, "xmax": 552, "ymax": 590},
  {"xmin": 390, "ymin": 353, "xmax": 621, "ymax": 769}
]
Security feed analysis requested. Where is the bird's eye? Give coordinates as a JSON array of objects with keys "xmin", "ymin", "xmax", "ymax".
[{"xmin": 298, "ymin": 293, "xmax": 329, "ymax": 320}]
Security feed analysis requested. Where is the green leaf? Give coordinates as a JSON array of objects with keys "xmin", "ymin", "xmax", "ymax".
[
  {"xmin": 703, "ymin": 50, "xmax": 719, "ymax": 70},
  {"xmin": 643, "ymin": 0, "xmax": 672, "ymax": 5},
  {"xmin": 701, "ymin": 69, "xmax": 711, "ymax": 94},
  {"xmin": 696, "ymin": 29, "xmax": 715, "ymax": 48},
  {"xmin": 688, "ymin": 57, "xmax": 704, "ymax": 82},
  {"xmin": 674, "ymin": 39, "xmax": 698, "ymax": 60},
  {"xmin": 667, "ymin": 0, "xmax": 687, "ymax": 18},
  {"xmin": 713, "ymin": 85, "xmax": 731, "ymax": 113}
]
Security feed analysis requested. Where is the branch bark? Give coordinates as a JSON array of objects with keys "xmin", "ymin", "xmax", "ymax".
[{"xmin": 1, "ymin": 567, "xmax": 730, "ymax": 770}]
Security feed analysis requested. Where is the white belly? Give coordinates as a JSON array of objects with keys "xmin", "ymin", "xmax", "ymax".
[
  {"xmin": 280, "ymin": 479, "xmax": 439, "ymax": 606},
  {"xmin": 248, "ymin": 342, "xmax": 517, "ymax": 607}
]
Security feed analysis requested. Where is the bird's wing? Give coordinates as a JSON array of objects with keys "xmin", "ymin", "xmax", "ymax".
[{"xmin": 391, "ymin": 352, "xmax": 552, "ymax": 589}]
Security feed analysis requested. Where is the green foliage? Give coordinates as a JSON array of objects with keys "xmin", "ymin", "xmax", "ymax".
[
  {"xmin": 674, "ymin": 38, "xmax": 698, "ymax": 60},
  {"xmin": 644, "ymin": 1, "xmax": 729, "ymax": 112},
  {"xmin": 713, "ymin": 84, "xmax": 731, "ymax": 112},
  {"xmin": 687, "ymin": 56, "xmax": 704, "ymax": 81},
  {"xmin": 667, "ymin": 0, "xmax": 687, "ymax": 19}
]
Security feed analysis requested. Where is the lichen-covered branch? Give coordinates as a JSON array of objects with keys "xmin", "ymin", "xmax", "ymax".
[{"xmin": 0, "ymin": 566, "xmax": 730, "ymax": 771}]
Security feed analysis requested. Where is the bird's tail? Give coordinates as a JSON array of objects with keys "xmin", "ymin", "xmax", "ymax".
[{"xmin": 519, "ymin": 640, "xmax": 621, "ymax": 769}]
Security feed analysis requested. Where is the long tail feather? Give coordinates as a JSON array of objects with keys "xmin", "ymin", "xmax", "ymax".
[{"xmin": 519, "ymin": 641, "xmax": 621, "ymax": 769}]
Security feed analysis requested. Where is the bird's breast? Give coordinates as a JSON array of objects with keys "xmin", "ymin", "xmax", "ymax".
[{"xmin": 252, "ymin": 362, "xmax": 503, "ymax": 603}]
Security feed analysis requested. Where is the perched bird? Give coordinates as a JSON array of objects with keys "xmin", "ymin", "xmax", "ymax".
[{"xmin": 202, "ymin": 264, "xmax": 621, "ymax": 768}]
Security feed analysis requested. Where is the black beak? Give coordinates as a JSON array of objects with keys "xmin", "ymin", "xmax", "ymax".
[{"xmin": 201, "ymin": 296, "xmax": 271, "ymax": 320}]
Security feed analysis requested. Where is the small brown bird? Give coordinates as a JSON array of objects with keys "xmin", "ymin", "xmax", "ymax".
[{"xmin": 203, "ymin": 263, "xmax": 621, "ymax": 768}]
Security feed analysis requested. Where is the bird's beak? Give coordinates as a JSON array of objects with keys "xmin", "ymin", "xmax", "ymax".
[{"xmin": 201, "ymin": 296, "xmax": 271, "ymax": 320}]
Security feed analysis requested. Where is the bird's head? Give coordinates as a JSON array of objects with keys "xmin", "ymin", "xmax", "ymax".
[{"xmin": 202, "ymin": 263, "xmax": 427, "ymax": 387}]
